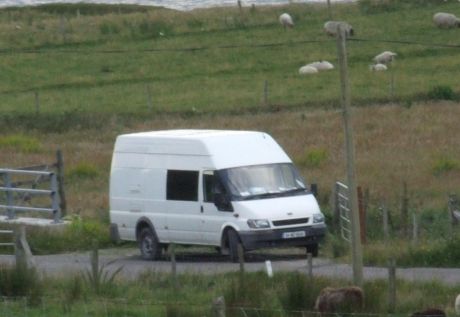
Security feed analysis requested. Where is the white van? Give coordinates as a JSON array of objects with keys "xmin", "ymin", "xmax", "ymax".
[{"xmin": 109, "ymin": 130, "xmax": 326, "ymax": 261}]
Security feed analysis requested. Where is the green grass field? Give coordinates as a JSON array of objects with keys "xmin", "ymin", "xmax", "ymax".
[{"xmin": 1, "ymin": 1, "xmax": 460, "ymax": 114}]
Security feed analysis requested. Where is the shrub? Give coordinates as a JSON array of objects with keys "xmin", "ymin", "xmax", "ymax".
[
  {"xmin": 278, "ymin": 272, "xmax": 316, "ymax": 312},
  {"xmin": 99, "ymin": 21, "xmax": 120, "ymax": 35},
  {"xmin": 0, "ymin": 264, "xmax": 43, "ymax": 305},
  {"xmin": 432, "ymin": 156, "xmax": 459, "ymax": 176},
  {"xmin": 0, "ymin": 134, "xmax": 42, "ymax": 153},
  {"xmin": 28, "ymin": 218, "xmax": 111, "ymax": 254},
  {"xmin": 427, "ymin": 85, "xmax": 455, "ymax": 101},
  {"xmin": 296, "ymin": 149, "xmax": 328, "ymax": 168},
  {"xmin": 136, "ymin": 19, "xmax": 173, "ymax": 38},
  {"xmin": 67, "ymin": 162, "xmax": 100, "ymax": 179}
]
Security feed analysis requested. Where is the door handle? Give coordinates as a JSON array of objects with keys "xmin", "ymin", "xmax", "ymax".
[{"xmin": 200, "ymin": 206, "xmax": 204, "ymax": 213}]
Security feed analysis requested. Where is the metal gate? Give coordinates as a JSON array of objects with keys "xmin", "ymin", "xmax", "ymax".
[
  {"xmin": 0, "ymin": 168, "xmax": 62, "ymax": 224},
  {"xmin": 334, "ymin": 181, "xmax": 351, "ymax": 242}
]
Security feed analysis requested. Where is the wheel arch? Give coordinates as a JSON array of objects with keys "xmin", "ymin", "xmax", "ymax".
[
  {"xmin": 220, "ymin": 224, "xmax": 240, "ymax": 250},
  {"xmin": 135, "ymin": 217, "xmax": 156, "ymax": 241}
]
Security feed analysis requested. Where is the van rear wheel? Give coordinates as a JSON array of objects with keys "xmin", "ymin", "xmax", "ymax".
[
  {"xmin": 139, "ymin": 227, "xmax": 162, "ymax": 260},
  {"xmin": 228, "ymin": 229, "xmax": 242, "ymax": 263}
]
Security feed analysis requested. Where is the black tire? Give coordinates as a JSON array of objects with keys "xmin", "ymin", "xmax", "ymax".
[
  {"xmin": 306, "ymin": 243, "xmax": 319, "ymax": 257},
  {"xmin": 139, "ymin": 227, "xmax": 162, "ymax": 260},
  {"xmin": 228, "ymin": 229, "xmax": 242, "ymax": 263}
]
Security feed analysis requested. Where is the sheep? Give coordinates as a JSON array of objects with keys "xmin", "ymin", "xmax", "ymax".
[
  {"xmin": 455, "ymin": 294, "xmax": 460, "ymax": 315},
  {"xmin": 433, "ymin": 12, "xmax": 460, "ymax": 29},
  {"xmin": 279, "ymin": 13, "xmax": 294, "ymax": 29},
  {"xmin": 314, "ymin": 286, "xmax": 364, "ymax": 314},
  {"xmin": 299, "ymin": 65, "xmax": 319, "ymax": 75},
  {"xmin": 370, "ymin": 63, "xmax": 388, "ymax": 71},
  {"xmin": 324, "ymin": 21, "xmax": 354, "ymax": 38},
  {"xmin": 306, "ymin": 61, "xmax": 334, "ymax": 71},
  {"xmin": 373, "ymin": 51, "xmax": 397, "ymax": 64},
  {"xmin": 411, "ymin": 308, "xmax": 446, "ymax": 317}
]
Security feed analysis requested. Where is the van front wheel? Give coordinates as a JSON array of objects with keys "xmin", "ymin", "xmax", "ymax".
[
  {"xmin": 139, "ymin": 227, "xmax": 162, "ymax": 260},
  {"xmin": 228, "ymin": 230, "xmax": 242, "ymax": 263}
]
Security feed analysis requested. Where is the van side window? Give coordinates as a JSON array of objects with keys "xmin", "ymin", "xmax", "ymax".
[
  {"xmin": 203, "ymin": 171, "xmax": 214, "ymax": 203},
  {"xmin": 167, "ymin": 170, "xmax": 199, "ymax": 201}
]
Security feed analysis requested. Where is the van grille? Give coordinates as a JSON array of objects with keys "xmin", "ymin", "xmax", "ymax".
[{"xmin": 272, "ymin": 218, "xmax": 309, "ymax": 226}]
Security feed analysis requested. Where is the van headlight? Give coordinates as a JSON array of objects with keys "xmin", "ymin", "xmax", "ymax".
[
  {"xmin": 247, "ymin": 219, "xmax": 270, "ymax": 229},
  {"xmin": 313, "ymin": 213, "xmax": 325, "ymax": 224}
]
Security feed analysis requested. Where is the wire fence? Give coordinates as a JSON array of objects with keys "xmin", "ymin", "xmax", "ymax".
[{"xmin": 0, "ymin": 296, "xmax": 420, "ymax": 317}]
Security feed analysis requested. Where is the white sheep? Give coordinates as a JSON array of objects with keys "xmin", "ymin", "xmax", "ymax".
[
  {"xmin": 433, "ymin": 12, "xmax": 460, "ymax": 29},
  {"xmin": 306, "ymin": 61, "xmax": 334, "ymax": 71},
  {"xmin": 279, "ymin": 13, "xmax": 294, "ymax": 29},
  {"xmin": 370, "ymin": 63, "xmax": 388, "ymax": 71},
  {"xmin": 299, "ymin": 65, "xmax": 318, "ymax": 75},
  {"xmin": 455, "ymin": 294, "xmax": 460, "ymax": 315},
  {"xmin": 373, "ymin": 51, "xmax": 397, "ymax": 64},
  {"xmin": 324, "ymin": 21, "xmax": 354, "ymax": 37}
]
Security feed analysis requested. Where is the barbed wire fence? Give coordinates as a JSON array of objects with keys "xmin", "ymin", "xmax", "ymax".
[{"xmin": 0, "ymin": 295, "xmax": 420, "ymax": 317}]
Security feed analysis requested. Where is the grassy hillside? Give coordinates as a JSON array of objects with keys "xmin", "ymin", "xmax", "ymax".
[{"xmin": 0, "ymin": 1, "xmax": 460, "ymax": 114}]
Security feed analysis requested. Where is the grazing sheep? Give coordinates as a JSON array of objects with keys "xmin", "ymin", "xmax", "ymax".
[
  {"xmin": 411, "ymin": 308, "xmax": 446, "ymax": 317},
  {"xmin": 373, "ymin": 51, "xmax": 397, "ymax": 64},
  {"xmin": 324, "ymin": 21, "xmax": 354, "ymax": 37},
  {"xmin": 370, "ymin": 63, "xmax": 388, "ymax": 71},
  {"xmin": 306, "ymin": 61, "xmax": 334, "ymax": 71},
  {"xmin": 279, "ymin": 13, "xmax": 294, "ymax": 29},
  {"xmin": 299, "ymin": 65, "xmax": 318, "ymax": 75},
  {"xmin": 433, "ymin": 12, "xmax": 460, "ymax": 29},
  {"xmin": 315, "ymin": 286, "xmax": 364, "ymax": 314},
  {"xmin": 455, "ymin": 294, "xmax": 460, "ymax": 315}
]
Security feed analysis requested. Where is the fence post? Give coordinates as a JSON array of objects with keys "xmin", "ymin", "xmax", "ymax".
[
  {"xmin": 238, "ymin": 243, "xmax": 245, "ymax": 275},
  {"xmin": 50, "ymin": 173, "xmax": 61, "ymax": 223},
  {"xmin": 145, "ymin": 85, "xmax": 153, "ymax": 111},
  {"xmin": 59, "ymin": 15, "xmax": 67, "ymax": 42},
  {"xmin": 388, "ymin": 258, "xmax": 396, "ymax": 313},
  {"xmin": 307, "ymin": 253, "xmax": 313, "ymax": 280},
  {"xmin": 34, "ymin": 91, "xmax": 40, "ymax": 114},
  {"xmin": 357, "ymin": 186, "xmax": 366, "ymax": 244},
  {"xmin": 90, "ymin": 240, "xmax": 99, "ymax": 292},
  {"xmin": 263, "ymin": 80, "xmax": 268, "ymax": 107},
  {"xmin": 56, "ymin": 149, "xmax": 67, "ymax": 216},
  {"xmin": 412, "ymin": 212, "xmax": 418, "ymax": 246},
  {"xmin": 15, "ymin": 226, "xmax": 34, "ymax": 269},
  {"xmin": 170, "ymin": 243, "xmax": 177, "ymax": 289},
  {"xmin": 401, "ymin": 181, "xmax": 409, "ymax": 237},
  {"xmin": 381, "ymin": 203, "xmax": 389, "ymax": 245},
  {"xmin": 326, "ymin": 0, "xmax": 333, "ymax": 20},
  {"xmin": 3, "ymin": 172, "xmax": 15, "ymax": 220},
  {"xmin": 212, "ymin": 296, "xmax": 226, "ymax": 317}
]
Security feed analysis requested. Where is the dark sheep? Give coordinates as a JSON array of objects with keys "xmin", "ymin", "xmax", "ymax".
[
  {"xmin": 314, "ymin": 286, "xmax": 364, "ymax": 314},
  {"xmin": 411, "ymin": 308, "xmax": 446, "ymax": 317}
]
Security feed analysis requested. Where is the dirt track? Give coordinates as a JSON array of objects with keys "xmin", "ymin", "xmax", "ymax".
[{"xmin": 1, "ymin": 247, "xmax": 460, "ymax": 285}]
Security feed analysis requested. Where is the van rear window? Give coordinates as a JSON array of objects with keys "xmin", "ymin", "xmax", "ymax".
[{"xmin": 166, "ymin": 170, "xmax": 199, "ymax": 201}]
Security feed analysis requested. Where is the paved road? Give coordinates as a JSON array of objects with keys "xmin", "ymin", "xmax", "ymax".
[{"xmin": 1, "ymin": 248, "xmax": 460, "ymax": 285}]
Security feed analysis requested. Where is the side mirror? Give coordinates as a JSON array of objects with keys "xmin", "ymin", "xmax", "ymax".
[
  {"xmin": 311, "ymin": 183, "xmax": 318, "ymax": 197},
  {"xmin": 213, "ymin": 193, "xmax": 233, "ymax": 212}
]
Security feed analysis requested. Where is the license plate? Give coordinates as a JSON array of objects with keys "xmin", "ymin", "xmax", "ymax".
[{"xmin": 282, "ymin": 231, "xmax": 306, "ymax": 239}]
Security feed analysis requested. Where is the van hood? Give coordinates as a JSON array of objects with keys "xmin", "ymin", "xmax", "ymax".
[{"xmin": 231, "ymin": 193, "xmax": 321, "ymax": 222}]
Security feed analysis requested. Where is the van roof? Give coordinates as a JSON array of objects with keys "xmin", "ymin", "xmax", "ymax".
[{"xmin": 114, "ymin": 129, "xmax": 291, "ymax": 169}]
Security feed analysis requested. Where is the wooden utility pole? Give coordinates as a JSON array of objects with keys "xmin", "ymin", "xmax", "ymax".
[{"xmin": 336, "ymin": 26, "xmax": 363, "ymax": 287}]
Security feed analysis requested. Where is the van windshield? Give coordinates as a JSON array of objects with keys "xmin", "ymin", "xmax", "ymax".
[{"xmin": 217, "ymin": 163, "xmax": 307, "ymax": 201}]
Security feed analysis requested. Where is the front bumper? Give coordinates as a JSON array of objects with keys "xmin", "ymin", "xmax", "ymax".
[{"xmin": 238, "ymin": 224, "xmax": 327, "ymax": 250}]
